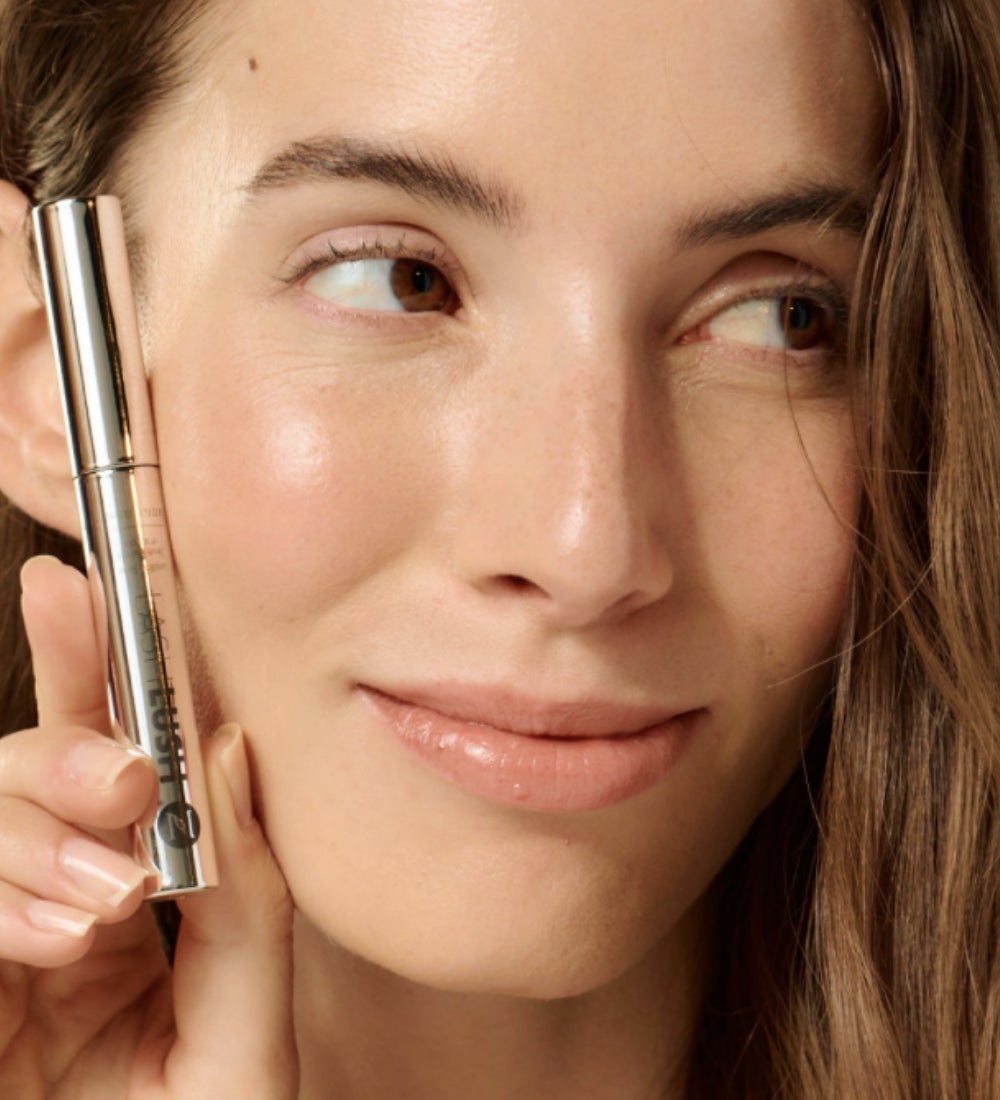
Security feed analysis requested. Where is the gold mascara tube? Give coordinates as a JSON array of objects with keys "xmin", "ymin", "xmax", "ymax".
[{"xmin": 32, "ymin": 196, "xmax": 217, "ymax": 897}]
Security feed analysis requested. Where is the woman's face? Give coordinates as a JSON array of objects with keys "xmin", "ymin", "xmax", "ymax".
[{"xmin": 126, "ymin": 0, "xmax": 876, "ymax": 995}]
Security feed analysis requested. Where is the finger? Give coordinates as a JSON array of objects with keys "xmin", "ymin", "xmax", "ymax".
[
  {"xmin": 132, "ymin": 725, "xmax": 298, "ymax": 1099},
  {"xmin": 0, "ymin": 726, "xmax": 157, "ymax": 831},
  {"xmin": 20, "ymin": 556, "xmax": 110, "ymax": 734},
  {"xmin": 0, "ymin": 796, "xmax": 147, "ymax": 921},
  {"xmin": 0, "ymin": 879, "xmax": 98, "ymax": 969}
]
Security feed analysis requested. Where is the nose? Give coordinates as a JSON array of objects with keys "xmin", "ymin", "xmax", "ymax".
[{"xmin": 448, "ymin": 316, "xmax": 676, "ymax": 630}]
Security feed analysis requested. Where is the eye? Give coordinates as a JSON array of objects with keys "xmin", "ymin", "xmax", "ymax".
[
  {"xmin": 694, "ymin": 292, "xmax": 838, "ymax": 352},
  {"xmin": 304, "ymin": 255, "xmax": 456, "ymax": 313}
]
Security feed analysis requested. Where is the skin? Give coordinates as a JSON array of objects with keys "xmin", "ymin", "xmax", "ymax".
[{"xmin": 0, "ymin": 0, "xmax": 879, "ymax": 1096}]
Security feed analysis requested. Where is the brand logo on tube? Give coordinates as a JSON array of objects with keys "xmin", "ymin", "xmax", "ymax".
[
  {"xmin": 156, "ymin": 801, "xmax": 202, "ymax": 849},
  {"xmin": 149, "ymin": 686, "xmax": 188, "ymax": 786}
]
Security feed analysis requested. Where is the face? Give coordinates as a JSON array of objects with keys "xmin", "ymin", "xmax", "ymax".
[{"xmin": 122, "ymin": 0, "xmax": 876, "ymax": 996}]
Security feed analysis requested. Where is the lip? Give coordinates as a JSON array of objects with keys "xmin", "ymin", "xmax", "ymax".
[{"xmin": 358, "ymin": 683, "xmax": 702, "ymax": 813}]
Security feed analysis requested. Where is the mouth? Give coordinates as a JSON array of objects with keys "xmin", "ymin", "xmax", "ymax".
[{"xmin": 357, "ymin": 683, "xmax": 703, "ymax": 813}]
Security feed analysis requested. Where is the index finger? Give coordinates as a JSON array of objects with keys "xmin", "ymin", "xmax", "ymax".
[{"xmin": 20, "ymin": 556, "xmax": 111, "ymax": 735}]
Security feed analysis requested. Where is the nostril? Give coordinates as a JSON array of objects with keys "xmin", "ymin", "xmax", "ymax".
[{"xmin": 496, "ymin": 574, "xmax": 537, "ymax": 593}]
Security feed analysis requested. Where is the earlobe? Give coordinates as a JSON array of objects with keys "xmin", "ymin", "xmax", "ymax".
[{"xmin": 0, "ymin": 180, "xmax": 79, "ymax": 538}]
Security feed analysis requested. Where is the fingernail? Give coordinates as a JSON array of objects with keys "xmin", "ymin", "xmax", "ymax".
[
  {"xmin": 59, "ymin": 837, "xmax": 148, "ymax": 907},
  {"xmin": 25, "ymin": 899, "xmax": 98, "ymax": 938},
  {"xmin": 65, "ymin": 738, "xmax": 146, "ymax": 790},
  {"xmin": 215, "ymin": 723, "xmax": 254, "ymax": 830}
]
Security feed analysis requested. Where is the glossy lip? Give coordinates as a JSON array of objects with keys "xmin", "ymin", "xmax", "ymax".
[{"xmin": 358, "ymin": 683, "xmax": 703, "ymax": 813}]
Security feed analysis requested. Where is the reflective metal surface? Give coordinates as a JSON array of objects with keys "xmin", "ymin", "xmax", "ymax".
[{"xmin": 33, "ymin": 197, "xmax": 217, "ymax": 896}]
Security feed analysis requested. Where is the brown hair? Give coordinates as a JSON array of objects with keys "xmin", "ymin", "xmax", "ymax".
[
  {"xmin": 2, "ymin": 1, "xmax": 999, "ymax": 1096},
  {"xmin": 693, "ymin": 1, "xmax": 1000, "ymax": 1095}
]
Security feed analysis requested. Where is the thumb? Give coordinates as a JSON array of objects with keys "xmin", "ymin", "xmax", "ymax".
[{"xmin": 134, "ymin": 725, "xmax": 298, "ymax": 1100}]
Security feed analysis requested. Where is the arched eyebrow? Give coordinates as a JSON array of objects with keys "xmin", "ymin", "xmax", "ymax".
[
  {"xmin": 241, "ymin": 134, "xmax": 523, "ymax": 229},
  {"xmin": 241, "ymin": 133, "xmax": 869, "ymax": 244}
]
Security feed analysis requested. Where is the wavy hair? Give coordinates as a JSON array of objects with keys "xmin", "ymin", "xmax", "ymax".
[{"xmin": 694, "ymin": 2, "xmax": 1000, "ymax": 1096}]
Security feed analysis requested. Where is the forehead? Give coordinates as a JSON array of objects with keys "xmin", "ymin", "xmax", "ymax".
[{"xmin": 131, "ymin": 0, "xmax": 878, "ymax": 248}]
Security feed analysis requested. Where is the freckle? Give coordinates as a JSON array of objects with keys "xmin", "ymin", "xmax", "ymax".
[{"xmin": 248, "ymin": 57, "xmax": 259, "ymax": 72}]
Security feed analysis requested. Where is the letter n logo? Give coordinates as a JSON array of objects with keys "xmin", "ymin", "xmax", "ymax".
[{"xmin": 155, "ymin": 801, "xmax": 202, "ymax": 849}]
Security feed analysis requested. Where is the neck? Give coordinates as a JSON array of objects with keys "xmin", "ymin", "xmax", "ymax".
[{"xmin": 293, "ymin": 905, "xmax": 706, "ymax": 1100}]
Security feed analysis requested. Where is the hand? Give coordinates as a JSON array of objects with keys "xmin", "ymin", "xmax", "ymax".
[{"xmin": 0, "ymin": 556, "xmax": 297, "ymax": 1099}]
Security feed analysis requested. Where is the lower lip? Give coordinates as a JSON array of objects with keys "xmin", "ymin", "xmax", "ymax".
[{"xmin": 359, "ymin": 688, "xmax": 701, "ymax": 813}]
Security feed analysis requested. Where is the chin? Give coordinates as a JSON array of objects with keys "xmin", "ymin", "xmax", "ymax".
[
  {"xmin": 354, "ymin": 939, "xmax": 654, "ymax": 1002},
  {"xmin": 395, "ymin": 944, "xmax": 640, "ymax": 1001},
  {"xmin": 301, "ymin": 877, "xmax": 691, "ymax": 1003}
]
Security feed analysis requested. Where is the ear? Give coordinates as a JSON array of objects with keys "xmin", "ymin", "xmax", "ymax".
[{"xmin": 0, "ymin": 181, "xmax": 80, "ymax": 538}]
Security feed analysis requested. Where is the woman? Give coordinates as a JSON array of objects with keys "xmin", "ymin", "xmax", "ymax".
[{"xmin": 0, "ymin": 0, "xmax": 997, "ymax": 1096}]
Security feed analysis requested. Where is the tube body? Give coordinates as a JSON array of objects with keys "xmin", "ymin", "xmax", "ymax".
[{"xmin": 32, "ymin": 196, "xmax": 217, "ymax": 896}]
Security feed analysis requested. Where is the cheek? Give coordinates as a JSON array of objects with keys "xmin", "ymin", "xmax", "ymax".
[
  {"xmin": 684, "ymin": 399, "xmax": 857, "ymax": 677},
  {"xmin": 732, "ymin": 422, "xmax": 855, "ymax": 667},
  {"xmin": 152, "ymin": 358, "xmax": 432, "ymax": 631}
]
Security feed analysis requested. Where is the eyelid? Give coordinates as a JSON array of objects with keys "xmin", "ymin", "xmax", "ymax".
[
  {"xmin": 676, "ymin": 266, "xmax": 850, "ymax": 347},
  {"xmin": 281, "ymin": 225, "xmax": 460, "ymax": 290}
]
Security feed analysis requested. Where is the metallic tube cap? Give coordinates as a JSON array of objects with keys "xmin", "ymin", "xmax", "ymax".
[{"xmin": 32, "ymin": 197, "xmax": 156, "ymax": 475}]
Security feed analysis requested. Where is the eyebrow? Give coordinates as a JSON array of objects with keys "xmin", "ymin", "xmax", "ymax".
[
  {"xmin": 677, "ymin": 182, "xmax": 870, "ymax": 246},
  {"xmin": 242, "ymin": 134, "xmax": 869, "ymax": 246},
  {"xmin": 242, "ymin": 135, "xmax": 522, "ymax": 228}
]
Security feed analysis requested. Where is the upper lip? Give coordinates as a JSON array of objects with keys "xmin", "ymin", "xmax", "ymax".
[{"xmin": 360, "ymin": 683, "xmax": 693, "ymax": 738}]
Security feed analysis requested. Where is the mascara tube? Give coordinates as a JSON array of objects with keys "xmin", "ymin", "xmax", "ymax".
[{"xmin": 32, "ymin": 196, "xmax": 217, "ymax": 897}]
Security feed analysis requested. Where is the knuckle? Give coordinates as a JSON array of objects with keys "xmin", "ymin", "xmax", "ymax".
[
  {"xmin": 0, "ymin": 726, "xmax": 80, "ymax": 797},
  {"xmin": 0, "ymin": 731, "xmax": 32, "ymax": 793},
  {"xmin": 0, "ymin": 799, "xmax": 63, "ymax": 890},
  {"xmin": 0, "ymin": 796, "xmax": 47, "ymax": 848}
]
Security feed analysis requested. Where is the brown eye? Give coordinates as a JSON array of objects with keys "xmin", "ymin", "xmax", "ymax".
[
  {"xmin": 690, "ymin": 288, "xmax": 844, "ymax": 354},
  {"xmin": 780, "ymin": 295, "xmax": 830, "ymax": 351},
  {"xmin": 389, "ymin": 259, "xmax": 455, "ymax": 312}
]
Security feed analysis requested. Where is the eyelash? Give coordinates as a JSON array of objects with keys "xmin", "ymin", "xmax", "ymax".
[
  {"xmin": 284, "ymin": 237, "xmax": 453, "ymax": 288},
  {"xmin": 284, "ymin": 236, "xmax": 850, "ymax": 354}
]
